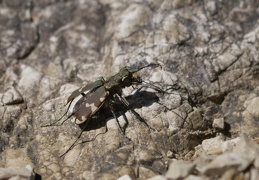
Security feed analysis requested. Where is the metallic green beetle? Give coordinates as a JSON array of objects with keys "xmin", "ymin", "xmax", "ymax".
[
  {"xmin": 64, "ymin": 63, "xmax": 161, "ymax": 125},
  {"xmin": 43, "ymin": 63, "xmax": 161, "ymax": 157}
]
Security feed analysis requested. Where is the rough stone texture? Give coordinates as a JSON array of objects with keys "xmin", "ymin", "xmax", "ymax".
[
  {"xmin": 212, "ymin": 118, "xmax": 225, "ymax": 130},
  {"xmin": 166, "ymin": 160, "xmax": 195, "ymax": 179},
  {"xmin": 155, "ymin": 135, "xmax": 259, "ymax": 180},
  {"xmin": 0, "ymin": 165, "xmax": 35, "ymax": 180},
  {"xmin": 0, "ymin": 0, "xmax": 258, "ymax": 179}
]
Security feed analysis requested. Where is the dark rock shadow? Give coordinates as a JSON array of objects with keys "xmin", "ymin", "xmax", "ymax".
[{"xmin": 78, "ymin": 90, "xmax": 159, "ymax": 131}]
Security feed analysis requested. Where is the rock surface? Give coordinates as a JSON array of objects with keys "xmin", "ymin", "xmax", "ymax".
[{"xmin": 0, "ymin": 0, "xmax": 258, "ymax": 179}]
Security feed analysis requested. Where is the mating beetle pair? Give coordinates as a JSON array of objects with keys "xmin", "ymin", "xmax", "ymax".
[{"xmin": 43, "ymin": 63, "xmax": 162, "ymax": 157}]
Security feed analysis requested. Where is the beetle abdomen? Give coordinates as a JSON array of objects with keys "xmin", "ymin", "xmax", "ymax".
[{"xmin": 74, "ymin": 86, "xmax": 108, "ymax": 124}]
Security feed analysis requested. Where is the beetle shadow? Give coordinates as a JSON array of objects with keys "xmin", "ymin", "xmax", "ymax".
[{"xmin": 78, "ymin": 90, "xmax": 160, "ymax": 131}]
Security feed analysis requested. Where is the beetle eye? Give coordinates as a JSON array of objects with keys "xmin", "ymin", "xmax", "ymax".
[
  {"xmin": 132, "ymin": 73, "xmax": 138, "ymax": 79},
  {"xmin": 132, "ymin": 73, "xmax": 142, "ymax": 83},
  {"xmin": 137, "ymin": 76, "xmax": 142, "ymax": 83},
  {"xmin": 121, "ymin": 76, "xmax": 127, "ymax": 82}
]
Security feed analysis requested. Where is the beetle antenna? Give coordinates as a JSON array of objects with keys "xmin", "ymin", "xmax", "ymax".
[
  {"xmin": 126, "ymin": 63, "xmax": 162, "ymax": 73},
  {"xmin": 137, "ymin": 63, "xmax": 162, "ymax": 72},
  {"xmin": 138, "ymin": 63, "xmax": 162, "ymax": 71},
  {"xmin": 140, "ymin": 80, "xmax": 178, "ymax": 94}
]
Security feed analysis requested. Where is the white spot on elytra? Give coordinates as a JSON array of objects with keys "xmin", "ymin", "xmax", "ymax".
[
  {"xmin": 76, "ymin": 119, "xmax": 83, "ymax": 124},
  {"xmin": 85, "ymin": 103, "xmax": 97, "ymax": 112},
  {"xmin": 81, "ymin": 116, "xmax": 86, "ymax": 121}
]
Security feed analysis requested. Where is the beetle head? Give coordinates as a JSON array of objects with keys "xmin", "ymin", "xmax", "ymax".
[
  {"xmin": 118, "ymin": 67, "xmax": 141, "ymax": 87},
  {"xmin": 114, "ymin": 63, "xmax": 161, "ymax": 88},
  {"xmin": 125, "ymin": 63, "xmax": 161, "ymax": 85}
]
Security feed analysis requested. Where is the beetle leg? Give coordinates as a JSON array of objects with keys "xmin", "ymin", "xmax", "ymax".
[
  {"xmin": 60, "ymin": 119, "xmax": 91, "ymax": 158},
  {"xmin": 114, "ymin": 94, "xmax": 155, "ymax": 131},
  {"xmin": 139, "ymin": 80, "xmax": 178, "ymax": 94},
  {"xmin": 60, "ymin": 110, "xmax": 111, "ymax": 157},
  {"xmin": 108, "ymin": 99, "xmax": 126, "ymax": 135},
  {"xmin": 61, "ymin": 118, "xmax": 110, "ymax": 157}
]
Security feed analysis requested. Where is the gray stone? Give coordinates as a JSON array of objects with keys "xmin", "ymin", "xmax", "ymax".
[
  {"xmin": 2, "ymin": 86, "xmax": 23, "ymax": 105},
  {"xmin": 201, "ymin": 136, "xmax": 224, "ymax": 154},
  {"xmin": 222, "ymin": 137, "xmax": 241, "ymax": 153},
  {"xmin": 212, "ymin": 118, "xmax": 225, "ymax": 130},
  {"xmin": 233, "ymin": 135, "xmax": 259, "ymax": 169},
  {"xmin": 0, "ymin": 165, "xmax": 35, "ymax": 180},
  {"xmin": 200, "ymin": 153, "xmax": 253, "ymax": 176},
  {"xmin": 117, "ymin": 174, "xmax": 132, "ymax": 180},
  {"xmin": 147, "ymin": 175, "xmax": 167, "ymax": 180},
  {"xmin": 185, "ymin": 175, "xmax": 210, "ymax": 180},
  {"xmin": 166, "ymin": 160, "xmax": 195, "ymax": 179}
]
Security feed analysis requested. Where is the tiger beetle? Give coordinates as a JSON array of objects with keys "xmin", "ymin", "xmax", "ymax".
[{"xmin": 42, "ymin": 63, "xmax": 163, "ymax": 157}]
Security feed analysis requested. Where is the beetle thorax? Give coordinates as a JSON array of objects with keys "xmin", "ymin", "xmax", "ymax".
[{"xmin": 104, "ymin": 68, "xmax": 138, "ymax": 94}]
